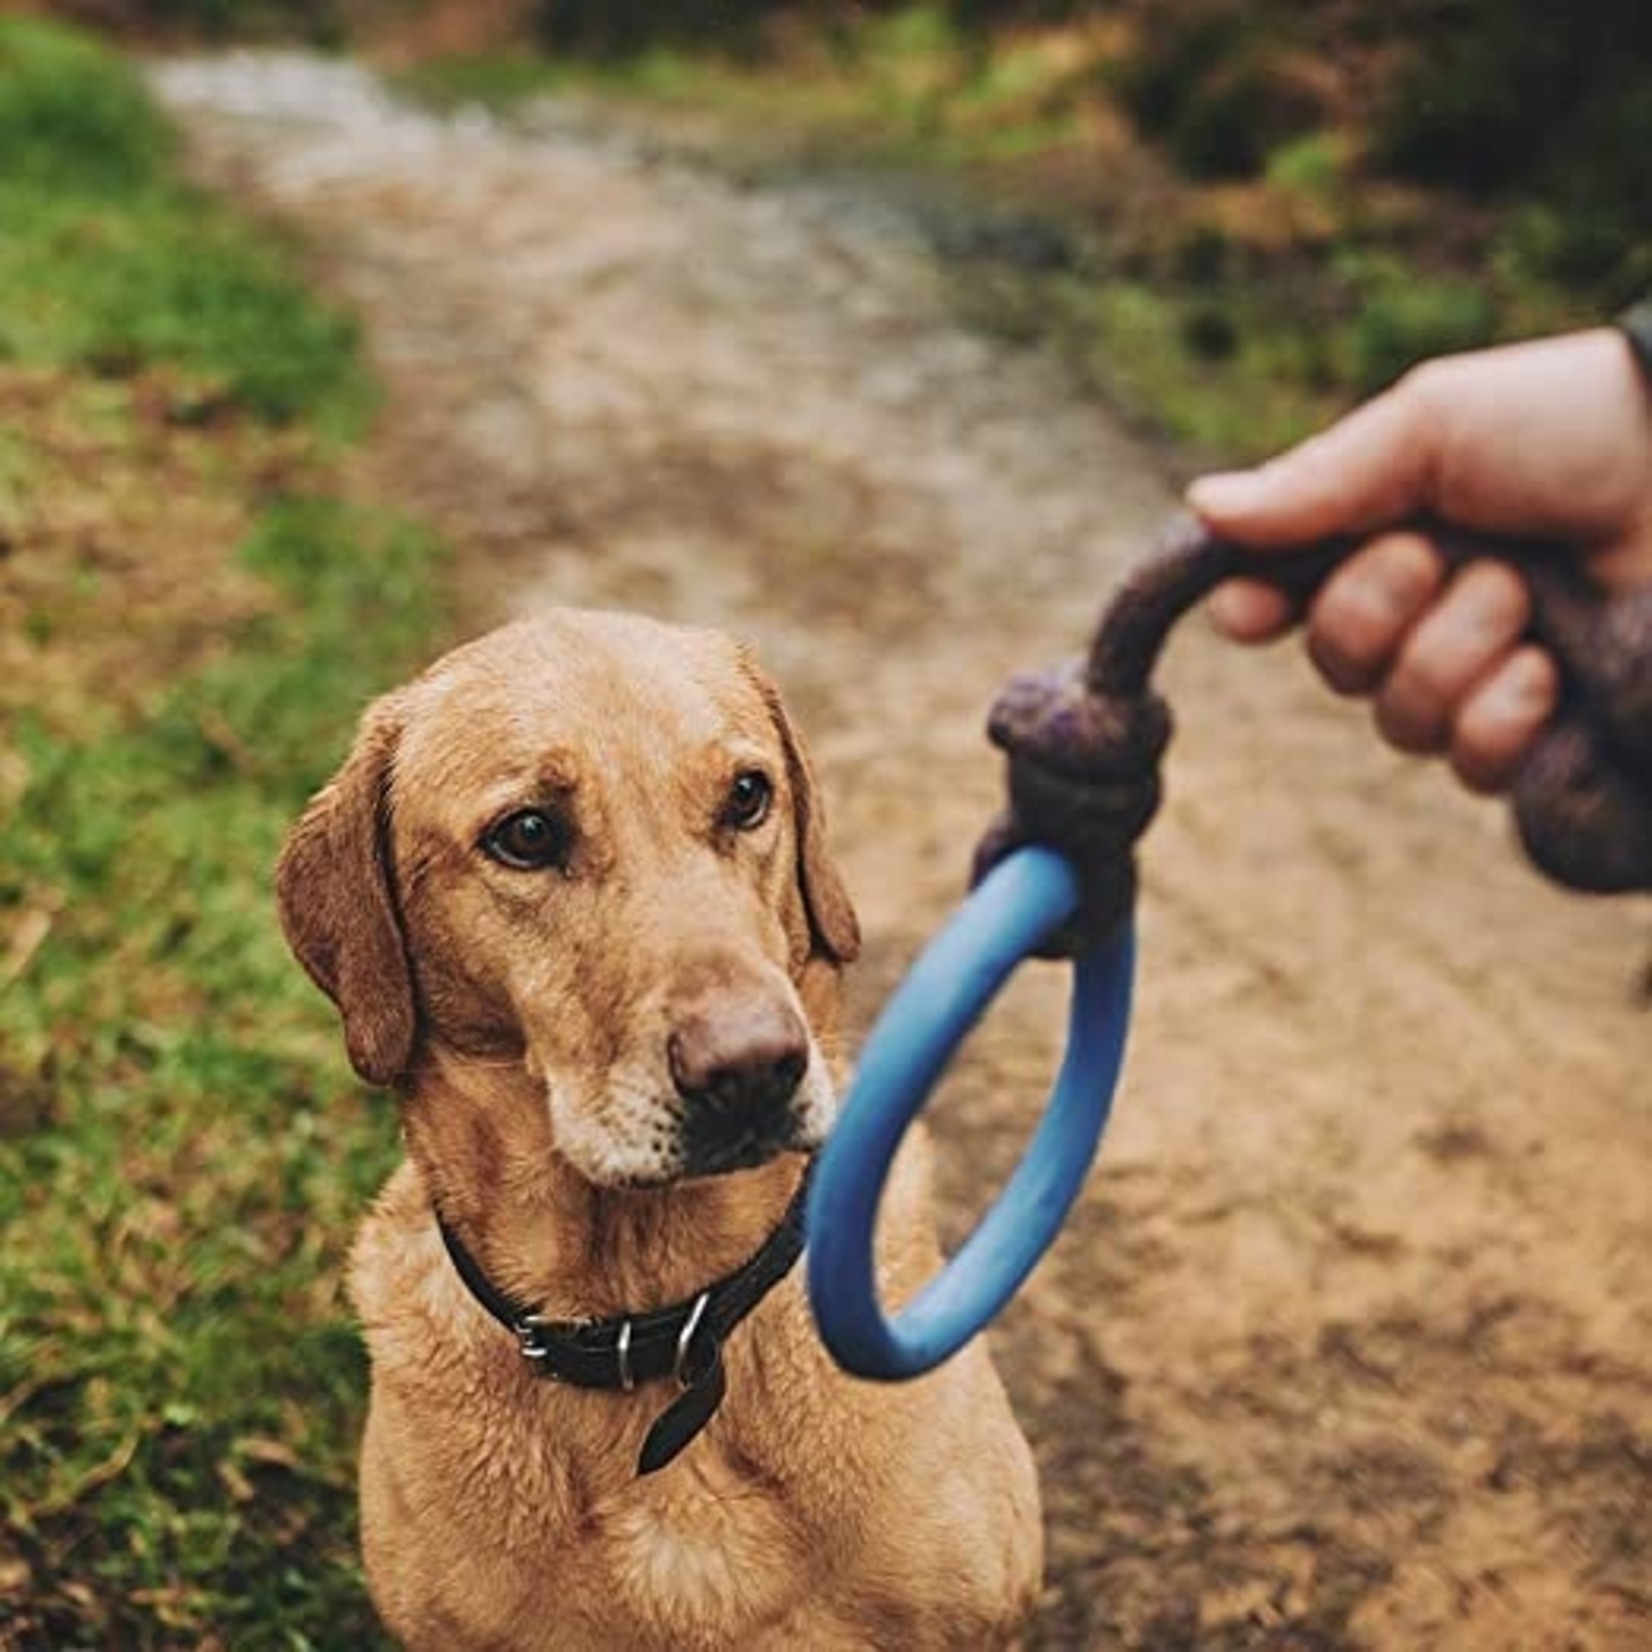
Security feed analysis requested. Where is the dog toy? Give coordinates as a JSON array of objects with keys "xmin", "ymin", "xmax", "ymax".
[{"xmin": 808, "ymin": 515, "xmax": 1652, "ymax": 1380}]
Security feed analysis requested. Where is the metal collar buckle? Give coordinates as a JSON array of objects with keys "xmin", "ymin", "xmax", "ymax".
[{"xmin": 517, "ymin": 1317, "xmax": 552, "ymax": 1366}]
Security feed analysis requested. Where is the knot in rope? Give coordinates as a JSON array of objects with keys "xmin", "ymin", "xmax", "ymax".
[{"xmin": 975, "ymin": 514, "xmax": 1652, "ymax": 951}]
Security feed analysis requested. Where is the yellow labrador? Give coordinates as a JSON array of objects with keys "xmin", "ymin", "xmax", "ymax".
[{"xmin": 278, "ymin": 610, "xmax": 1041, "ymax": 1650}]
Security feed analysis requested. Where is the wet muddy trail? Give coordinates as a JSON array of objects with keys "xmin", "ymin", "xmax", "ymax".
[{"xmin": 153, "ymin": 56, "xmax": 1649, "ymax": 1649}]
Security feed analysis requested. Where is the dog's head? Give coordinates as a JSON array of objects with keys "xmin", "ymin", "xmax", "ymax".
[{"xmin": 276, "ymin": 610, "xmax": 859, "ymax": 1188}]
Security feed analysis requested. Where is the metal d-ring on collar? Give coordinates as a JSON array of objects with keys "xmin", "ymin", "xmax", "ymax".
[
  {"xmin": 675, "ymin": 1290, "xmax": 711, "ymax": 1385},
  {"xmin": 435, "ymin": 1161, "xmax": 813, "ymax": 1475}
]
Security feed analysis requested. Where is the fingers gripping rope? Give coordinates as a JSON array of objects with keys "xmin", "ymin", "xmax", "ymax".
[
  {"xmin": 987, "ymin": 515, "xmax": 1651, "ymax": 929},
  {"xmin": 808, "ymin": 515, "xmax": 1651, "ymax": 1383}
]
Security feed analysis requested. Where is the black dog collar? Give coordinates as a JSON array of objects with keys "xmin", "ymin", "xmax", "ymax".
[{"xmin": 436, "ymin": 1162, "xmax": 812, "ymax": 1476}]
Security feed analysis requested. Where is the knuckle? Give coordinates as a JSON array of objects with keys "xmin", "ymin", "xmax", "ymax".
[
  {"xmin": 1449, "ymin": 700, "xmax": 1532, "ymax": 794},
  {"xmin": 1398, "ymin": 357, "xmax": 1456, "ymax": 424},
  {"xmin": 1463, "ymin": 560, "xmax": 1531, "ymax": 630},
  {"xmin": 1325, "ymin": 541, "xmax": 1437, "ymax": 629},
  {"xmin": 1374, "ymin": 684, "xmax": 1446, "ymax": 754},
  {"xmin": 1394, "ymin": 632, "xmax": 1471, "ymax": 704},
  {"xmin": 1399, "ymin": 571, "xmax": 1528, "ymax": 699},
  {"xmin": 1305, "ymin": 622, "xmax": 1383, "ymax": 695},
  {"xmin": 1307, "ymin": 559, "xmax": 1425, "ymax": 689},
  {"xmin": 1447, "ymin": 735, "xmax": 1512, "ymax": 796},
  {"xmin": 1447, "ymin": 649, "xmax": 1557, "ymax": 793}
]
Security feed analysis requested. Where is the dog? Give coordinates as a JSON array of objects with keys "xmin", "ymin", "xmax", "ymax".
[{"xmin": 277, "ymin": 609, "xmax": 1042, "ymax": 1649}]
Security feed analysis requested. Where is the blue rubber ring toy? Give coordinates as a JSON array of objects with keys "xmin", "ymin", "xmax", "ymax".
[{"xmin": 806, "ymin": 845, "xmax": 1136, "ymax": 1380}]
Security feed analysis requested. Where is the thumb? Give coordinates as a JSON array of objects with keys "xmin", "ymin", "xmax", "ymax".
[{"xmin": 1187, "ymin": 378, "xmax": 1436, "ymax": 546}]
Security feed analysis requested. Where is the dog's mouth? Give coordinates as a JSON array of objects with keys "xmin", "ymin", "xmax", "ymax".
[
  {"xmin": 546, "ymin": 1056, "xmax": 836, "ymax": 1191},
  {"xmin": 679, "ymin": 1111, "xmax": 815, "ymax": 1182},
  {"xmin": 587, "ymin": 1103, "xmax": 820, "ymax": 1190}
]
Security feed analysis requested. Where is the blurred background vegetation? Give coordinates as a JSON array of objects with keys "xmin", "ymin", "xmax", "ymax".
[
  {"xmin": 1, "ymin": 2, "xmax": 1645, "ymax": 1645},
  {"xmin": 0, "ymin": 13, "xmax": 430, "ymax": 1645},
  {"xmin": 35, "ymin": 0, "xmax": 1652, "ymax": 453}
]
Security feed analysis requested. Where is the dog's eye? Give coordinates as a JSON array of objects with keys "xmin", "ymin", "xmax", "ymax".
[
  {"xmin": 721, "ymin": 769, "xmax": 773, "ymax": 832},
  {"xmin": 482, "ymin": 808, "xmax": 572, "ymax": 871}
]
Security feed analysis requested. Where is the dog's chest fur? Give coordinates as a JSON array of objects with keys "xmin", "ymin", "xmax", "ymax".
[
  {"xmin": 350, "ymin": 1162, "xmax": 1039, "ymax": 1650},
  {"xmin": 585, "ymin": 1461, "xmax": 807, "ymax": 1635},
  {"xmin": 351, "ymin": 1171, "xmax": 829, "ymax": 1646}
]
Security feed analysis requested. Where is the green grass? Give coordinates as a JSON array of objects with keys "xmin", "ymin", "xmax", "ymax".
[
  {"xmin": 0, "ymin": 18, "xmax": 445, "ymax": 1646},
  {"xmin": 0, "ymin": 16, "xmax": 371, "ymax": 435},
  {"xmin": 2, "ymin": 500, "xmax": 441, "ymax": 1645},
  {"xmin": 390, "ymin": 8, "xmax": 1088, "ymax": 160}
]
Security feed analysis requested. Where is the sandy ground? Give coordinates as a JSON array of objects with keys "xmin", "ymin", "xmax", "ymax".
[{"xmin": 151, "ymin": 56, "xmax": 1650, "ymax": 1649}]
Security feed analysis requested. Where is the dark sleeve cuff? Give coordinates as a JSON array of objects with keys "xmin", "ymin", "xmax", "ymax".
[{"xmin": 1618, "ymin": 297, "xmax": 1652, "ymax": 387}]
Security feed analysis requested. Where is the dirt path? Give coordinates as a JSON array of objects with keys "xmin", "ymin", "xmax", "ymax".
[{"xmin": 152, "ymin": 55, "xmax": 1649, "ymax": 1649}]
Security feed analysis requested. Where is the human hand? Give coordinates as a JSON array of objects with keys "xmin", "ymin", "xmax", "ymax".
[{"xmin": 1193, "ymin": 328, "xmax": 1652, "ymax": 794}]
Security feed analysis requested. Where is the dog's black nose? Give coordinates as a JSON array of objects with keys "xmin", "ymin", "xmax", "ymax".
[{"xmin": 668, "ymin": 998, "xmax": 809, "ymax": 1120}]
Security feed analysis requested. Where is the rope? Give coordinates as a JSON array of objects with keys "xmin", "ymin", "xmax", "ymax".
[{"xmin": 978, "ymin": 514, "xmax": 1652, "ymax": 949}]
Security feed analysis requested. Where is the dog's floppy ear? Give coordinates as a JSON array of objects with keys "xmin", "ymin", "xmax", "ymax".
[
  {"xmin": 744, "ymin": 656, "xmax": 861, "ymax": 966},
  {"xmin": 276, "ymin": 694, "xmax": 417, "ymax": 1086}
]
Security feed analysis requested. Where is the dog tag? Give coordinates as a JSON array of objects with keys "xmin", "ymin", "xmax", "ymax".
[{"xmin": 637, "ymin": 1353, "xmax": 728, "ymax": 1476}]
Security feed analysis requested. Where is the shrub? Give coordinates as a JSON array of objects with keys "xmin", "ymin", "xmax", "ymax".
[
  {"xmin": 1373, "ymin": 0, "xmax": 1651, "ymax": 297},
  {"xmin": 0, "ymin": 14, "xmax": 369, "ymax": 430},
  {"xmin": 1348, "ymin": 267, "xmax": 1495, "ymax": 393},
  {"xmin": 0, "ymin": 14, "xmax": 173, "ymax": 192},
  {"xmin": 1109, "ymin": 4, "xmax": 1323, "ymax": 180}
]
